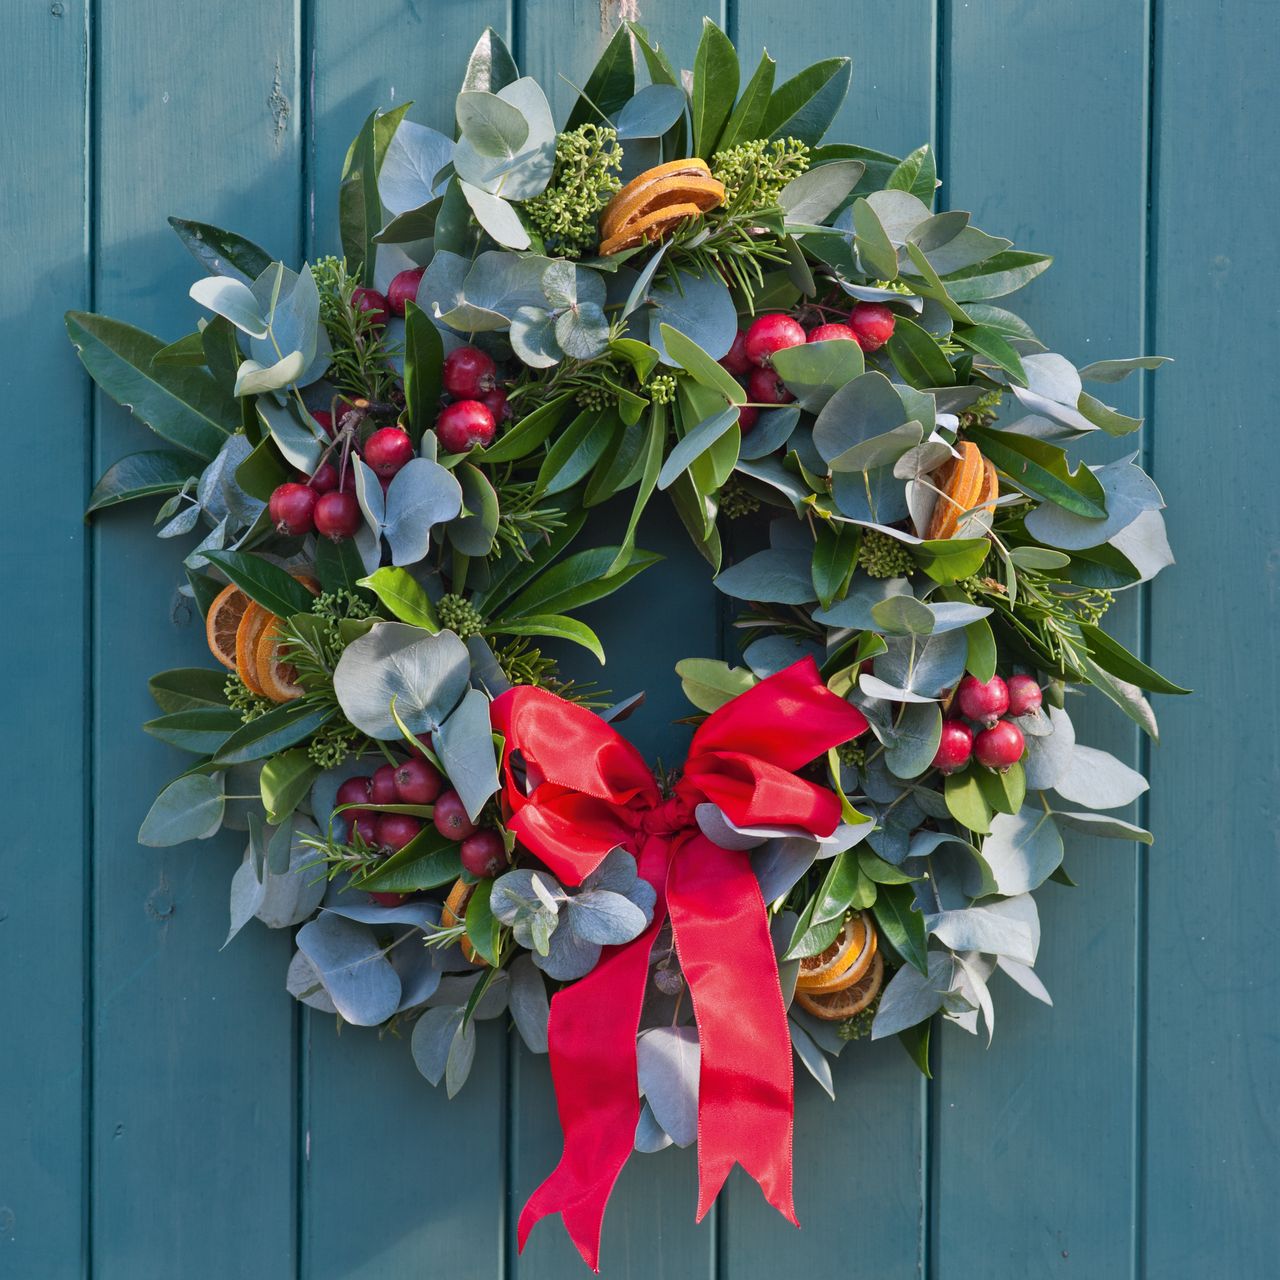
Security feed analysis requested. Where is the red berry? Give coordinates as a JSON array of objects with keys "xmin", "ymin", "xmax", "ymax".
[
  {"xmin": 1006, "ymin": 674, "xmax": 1043, "ymax": 717},
  {"xmin": 932, "ymin": 720, "xmax": 974, "ymax": 775},
  {"xmin": 309, "ymin": 462, "xmax": 339, "ymax": 494},
  {"xmin": 369, "ymin": 891, "xmax": 408, "ymax": 907},
  {"xmin": 313, "ymin": 490, "xmax": 362, "ymax": 541},
  {"xmin": 336, "ymin": 776, "xmax": 373, "ymax": 829},
  {"xmin": 311, "ymin": 409, "xmax": 334, "ymax": 437},
  {"xmin": 481, "ymin": 388, "xmax": 512, "ymax": 423},
  {"xmin": 443, "ymin": 346, "xmax": 497, "ymax": 399},
  {"xmin": 363, "ymin": 426, "xmax": 414, "ymax": 479},
  {"xmin": 848, "ymin": 302, "xmax": 896, "ymax": 352},
  {"xmin": 747, "ymin": 365, "xmax": 794, "ymax": 405},
  {"xmin": 744, "ymin": 313, "xmax": 807, "ymax": 366},
  {"xmin": 350, "ymin": 812, "xmax": 379, "ymax": 844},
  {"xmin": 974, "ymin": 720, "xmax": 1026, "ymax": 771},
  {"xmin": 432, "ymin": 790, "xmax": 477, "ymax": 842},
  {"xmin": 737, "ymin": 403, "xmax": 759, "ymax": 433},
  {"xmin": 386, "ymin": 267, "xmax": 425, "ymax": 317},
  {"xmin": 268, "ymin": 482, "xmax": 316, "ymax": 536},
  {"xmin": 956, "ymin": 674, "xmax": 1010, "ymax": 728},
  {"xmin": 375, "ymin": 813, "xmax": 424, "ymax": 852},
  {"xmin": 436, "ymin": 400, "xmax": 496, "ymax": 453},
  {"xmin": 808, "ymin": 322, "xmax": 858, "ymax": 344},
  {"xmin": 720, "ymin": 330, "xmax": 751, "ymax": 376},
  {"xmin": 370, "ymin": 764, "xmax": 398, "ymax": 805},
  {"xmin": 351, "ymin": 287, "xmax": 389, "ymax": 327},
  {"xmin": 460, "ymin": 829, "xmax": 506, "ymax": 879},
  {"xmin": 394, "ymin": 757, "xmax": 444, "ymax": 805}
]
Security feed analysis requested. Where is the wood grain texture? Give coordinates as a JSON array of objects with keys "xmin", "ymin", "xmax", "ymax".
[
  {"xmin": 933, "ymin": 2, "xmax": 1153, "ymax": 1275},
  {"xmin": 90, "ymin": 2, "xmax": 303, "ymax": 1275},
  {"xmin": 1143, "ymin": 1, "xmax": 1280, "ymax": 1273},
  {"xmin": 0, "ymin": 3, "xmax": 90, "ymax": 1275},
  {"xmin": 4, "ymin": 2, "xmax": 1276, "ymax": 1276},
  {"xmin": 300, "ymin": 6, "xmax": 512, "ymax": 1276}
]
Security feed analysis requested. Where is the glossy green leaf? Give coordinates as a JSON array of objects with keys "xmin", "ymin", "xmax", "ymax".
[
  {"xmin": 887, "ymin": 315, "xmax": 955, "ymax": 387},
  {"xmin": 873, "ymin": 883, "xmax": 929, "ymax": 975},
  {"xmin": 964, "ymin": 617, "xmax": 997, "ymax": 683},
  {"xmin": 260, "ymin": 749, "xmax": 319, "ymax": 825},
  {"xmin": 213, "ymin": 701, "xmax": 336, "ymax": 766},
  {"xmin": 168, "ymin": 216, "xmax": 273, "ymax": 284},
  {"xmin": 503, "ymin": 546, "xmax": 660, "ymax": 619},
  {"xmin": 976, "ymin": 761, "xmax": 1027, "ymax": 816},
  {"xmin": 690, "ymin": 18, "xmax": 739, "ymax": 158},
  {"xmin": 716, "ymin": 50, "xmax": 775, "ymax": 152},
  {"xmin": 87, "ymin": 450, "xmax": 194, "ymax": 513},
  {"xmin": 852, "ymin": 197, "xmax": 897, "ymax": 279},
  {"xmin": 358, "ymin": 567, "xmax": 439, "ymax": 630},
  {"xmin": 403, "ymin": 302, "xmax": 443, "ymax": 440},
  {"xmin": 915, "ymin": 537, "xmax": 990, "ymax": 585},
  {"xmin": 658, "ymin": 325, "xmax": 745, "ymax": 405},
  {"xmin": 143, "ymin": 707, "xmax": 241, "ymax": 754},
  {"xmin": 490, "ymin": 614, "xmax": 605, "ymax": 663},
  {"xmin": 886, "ymin": 144, "xmax": 937, "ymax": 205},
  {"xmin": 954, "ymin": 324, "xmax": 1027, "ymax": 385},
  {"xmin": 968, "ymin": 425, "xmax": 1108, "ymax": 517},
  {"xmin": 477, "ymin": 391, "xmax": 572, "ymax": 464},
  {"xmin": 566, "ymin": 23, "xmax": 635, "ymax": 130},
  {"xmin": 945, "ymin": 250, "xmax": 1053, "ymax": 301},
  {"xmin": 944, "ymin": 768, "xmax": 993, "ymax": 835},
  {"xmin": 148, "ymin": 667, "xmax": 231, "ymax": 713},
  {"xmin": 1078, "ymin": 623, "xmax": 1191, "ymax": 694},
  {"xmin": 359, "ymin": 830, "xmax": 461, "ymax": 891},
  {"xmin": 760, "ymin": 57, "xmax": 851, "ymax": 145},
  {"xmin": 203, "ymin": 550, "xmax": 318, "ymax": 617}
]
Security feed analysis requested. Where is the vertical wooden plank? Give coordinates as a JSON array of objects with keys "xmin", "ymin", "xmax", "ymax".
[
  {"xmin": 90, "ymin": 3, "xmax": 303, "ymax": 1275},
  {"xmin": 300, "ymin": 5, "xmax": 514, "ymax": 1278},
  {"xmin": 932, "ymin": 4, "xmax": 1150, "ymax": 1276},
  {"xmin": 0, "ymin": 3, "xmax": 90, "ymax": 1275},
  {"xmin": 510, "ymin": 8, "xmax": 725, "ymax": 1276},
  {"xmin": 721, "ymin": 5, "xmax": 936, "ymax": 1277},
  {"xmin": 1143, "ymin": 2, "xmax": 1280, "ymax": 1274}
]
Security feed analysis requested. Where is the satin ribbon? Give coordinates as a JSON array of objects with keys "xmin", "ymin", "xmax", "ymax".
[{"xmin": 490, "ymin": 658, "xmax": 868, "ymax": 1270}]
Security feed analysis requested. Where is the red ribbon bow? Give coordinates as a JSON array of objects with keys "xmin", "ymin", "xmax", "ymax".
[{"xmin": 490, "ymin": 658, "xmax": 868, "ymax": 1270}]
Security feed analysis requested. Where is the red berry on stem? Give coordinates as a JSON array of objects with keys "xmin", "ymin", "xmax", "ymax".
[
  {"xmin": 848, "ymin": 302, "xmax": 896, "ymax": 352},
  {"xmin": 720, "ymin": 330, "xmax": 752, "ymax": 376},
  {"xmin": 1006, "ymin": 674, "xmax": 1043, "ymax": 717},
  {"xmin": 432, "ymin": 790, "xmax": 477, "ymax": 842},
  {"xmin": 481, "ymin": 388, "xmax": 512, "ymax": 422},
  {"xmin": 309, "ymin": 462, "xmax": 339, "ymax": 495},
  {"xmin": 956, "ymin": 673, "xmax": 1010, "ymax": 727},
  {"xmin": 436, "ymin": 400, "xmax": 496, "ymax": 453},
  {"xmin": 370, "ymin": 764, "xmax": 398, "ymax": 805},
  {"xmin": 351, "ymin": 287, "xmax": 390, "ymax": 327},
  {"xmin": 313, "ymin": 490, "xmax": 362, "ymax": 541},
  {"xmin": 386, "ymin": 266, "xmax": 425, "ymax": 317},
  {"xmin": 932, "ymin": 720, "xmax": 975, "ymax": 774},
  {"xmin": 974, "ymin": 720, "xmax": 1025, "ymax": 771},
  {"xmin": 460, "ymin": 829, "xmax": 506, "ymax": 879},
  {"xmin": 744, "ymin": 313, "xmax": 807, "ymax": 366},
  {"xmin": 370, "ymin": 892, "xmax": 408, "ymax": 907},
  {"xmin": 394, "ymin": 756, "xmax": 444, "ymax": 805},
  {"xmin": 737, "ymin": 403, "xmax": 759, "ymax": 433},
  {"xmin": 336, "ymin": 776, "xmax": 373, "ymax": 831},
  {"xmin": 747, "ymin": 365, "xmax": 795, "ymax": 405},
  {"xmin": 376, "ymin": 813, "xmax": 424, "ymax": 852},
  {"xmin": 443, "ymin": 345, "xmax": 497, "ymax": 399},
  {"xmin": 363, "ymin": 426, "xmax": 414, "ymax": 479},
  {"xmin": 808, "ymin": 322, "xmax": 858, "ymax": 344},
  {"xmin": 268, "ymin": 482, "xmax": 317, "ymax": 536},
  {"xmin": 350, "ymin": 812, "xmax": 380, "ymax": 844}
]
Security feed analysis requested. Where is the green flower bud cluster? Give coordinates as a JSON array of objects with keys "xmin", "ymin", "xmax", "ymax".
[
  {"xmin": 711, "ymin": 137, "xmax": 810, "ymax": 211},
  {"xmin": 308, "ymin": 720, "xmax": 360, "ymax": 769},
  {"xmin": 314, "ymin": 589, "xmax": 373, "ymax": 622},
  {"xmin": 522, "ymin": 124, "xmax": 622, "ymax": 258},
  {"xmin": 647, "ymin": 373, "xmax": 677, "ymax": 405},
  {"xmin": 718, "ymin": 477, "xmax": 761, "ymax": 520},
  {"xmin": 225, "ymin": 674, "xmax": 272, "ymax": 724},
  {"xmin": 836, "ymin": 740, "xmax": 866, "ymax": 769},
  {"xmin": 437, "ymin": 593, "xmax": 484, "ymax": 639},
  {"xmin": 575, "ymin": 383, "xmax": 617, "ymax": 411},
  {"xmin": 871, "ymin": 278, "xmax": 915, "ymax": 295},
  {"xmin": 836, "ymin": 991, "xmax": 882, "ymax": 1041},
  {"xmin": 858, "ymin": 529, "xmax": 916, "ymax": 579}
]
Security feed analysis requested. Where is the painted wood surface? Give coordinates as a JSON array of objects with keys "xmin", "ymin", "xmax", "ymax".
[{"xmin": 2, "ymin": 2, "xmax": 1276, "ymax": 1277}]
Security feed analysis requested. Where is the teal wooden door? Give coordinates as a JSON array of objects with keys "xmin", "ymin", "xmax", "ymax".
[{"xmin": 3, "ymin": 2, "xmax": 1276, "ymax": 1276}]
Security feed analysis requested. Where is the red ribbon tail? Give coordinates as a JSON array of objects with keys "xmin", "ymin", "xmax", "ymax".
[
  {"xmin": 667, "ymin": 836, "xmax": 798, "ymax": 1228},
  {"xmin": 516, "ymin": 842, "xmax": 670, "ymax": 1269}
]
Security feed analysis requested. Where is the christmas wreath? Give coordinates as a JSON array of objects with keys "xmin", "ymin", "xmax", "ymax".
[{"xmin": 70, "ymin": 20, "xmax": 1183, "ymax": 1270}]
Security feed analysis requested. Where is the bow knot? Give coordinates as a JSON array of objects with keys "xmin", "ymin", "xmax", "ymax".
[
  {"xmin": 490, "ymin": 658, "xmax": 868, "ymax": 1271},
  {"xmin": 637, "ymin": 794, "xmax": 694, "ymax": 837}
]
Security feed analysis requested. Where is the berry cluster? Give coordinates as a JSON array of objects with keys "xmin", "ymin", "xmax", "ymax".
[
  {"xmin": 268, "ymin": 268, "xmax": 512, "ymax": 543},
  {"xmin": 335, "ymin": 754, "xmax": 507, "ymax": 906},
  {"xmin": 719, "ymin": 303, "xmax": 898, "ymax": 432},
  {"xmin": 931, "ymin": 674, "xmax": 1043, "ymax": 775}
]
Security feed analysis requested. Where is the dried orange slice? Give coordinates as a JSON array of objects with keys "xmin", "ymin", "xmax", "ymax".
[
  {"xmin": 795, "ymin": 950, "xmax": 884, "ymax": 1021},
  {"xmin": 442, "ymin": 878, "xmax": 487, "ymax": 967},
  {"xmin": 976, "ymin": 456, "xmax": 999, "ymax": 515},
  {"xmin": 600, "ymin": 158, "xmax": 715, "ymax": 241},
  {"xmin": 795, "ymin": 911, "xmax": 876, "ymax": 994},
  {"xmin": 254, "ymin": 616, "xmax": 305, "ymax": 703},
  {"xmin": 234, "ymin": 602, "xmax": 272, "ymax": 696},
  {"xmin": 205, "ymin": 584, "xmax": 251, "ymax": 670},
  {"xmin": 599, "ymin": 202, "xmax": 705, "ymax": 256},
  {"xmin": 925, "ymin": 441, "xmax": 987, "ymax": 540}
]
